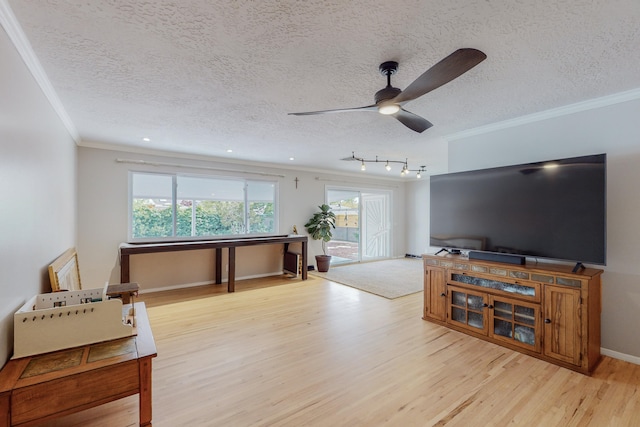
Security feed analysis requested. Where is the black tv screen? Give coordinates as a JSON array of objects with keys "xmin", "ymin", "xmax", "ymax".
[{"xmin": 430, "ymin": 154, "xmax": 606, "ymax": 265}]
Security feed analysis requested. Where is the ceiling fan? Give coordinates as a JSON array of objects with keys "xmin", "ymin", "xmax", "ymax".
[{"xmin": 288, "ymin": 48, "xmax": 486, "ymax": 133}]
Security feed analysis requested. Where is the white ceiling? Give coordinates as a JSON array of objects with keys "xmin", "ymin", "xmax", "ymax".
[{"xmin": 5, "ymin": 0, "xmax": 640, "ymax": 177}]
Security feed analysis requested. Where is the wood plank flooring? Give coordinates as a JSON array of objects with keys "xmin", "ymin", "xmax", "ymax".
[{"xmin": 33, "ymin": 276, "xmax": 640, "ymax": 426}]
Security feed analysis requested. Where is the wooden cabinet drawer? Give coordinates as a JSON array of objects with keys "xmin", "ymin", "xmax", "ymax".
[
  {"xmin": 448, "ymin": 271, "xmax": 541, "ymax": 302},
  {"xmin": 11, "ymin": 361, "xmax": 139, "ymax": 425}
]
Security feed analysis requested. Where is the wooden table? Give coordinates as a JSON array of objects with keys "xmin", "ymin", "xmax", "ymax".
[
  {"xmin": 119, "ymin": 235, "xmax": 308, "ymax": 292},
  {"xmin": 0, "ymin": 302, "xmax": 156, "ymax": 427}
]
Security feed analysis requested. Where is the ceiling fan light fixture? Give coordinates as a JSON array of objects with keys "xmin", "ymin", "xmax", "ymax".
[
  {"xmin": 290, "ymin": 49, "xmax": 486, "ymax": 133},
  {"xmin": 378, "ymin": 103, "xmax": 400, "ymax": 115}
]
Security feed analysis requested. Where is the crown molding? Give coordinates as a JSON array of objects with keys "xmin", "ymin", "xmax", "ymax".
[
  {"xmin": 79, "ymin": 139, "xmax": 412, "ymax": 183},
  {"xmin": 0, "ymin": 0, "xmax": 80, "ymax": 143},
  {"xmin": 445, "ymin": 87, "xmax": 640, "ymax": 142}
]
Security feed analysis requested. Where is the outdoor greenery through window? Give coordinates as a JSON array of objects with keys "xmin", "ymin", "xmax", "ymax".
[{"xmin": 130, "ymin": 172, "xmax": 277, "ymax": 240}]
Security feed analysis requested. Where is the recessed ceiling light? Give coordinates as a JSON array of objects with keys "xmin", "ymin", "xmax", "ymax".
[
  {"xmin": 289, "ymin": 157, "xmax": 295, "ymax": 161},
  {"xmin": 142, "ymin": 137, "xmax": 150, "ymax": 142},
  {"xmin": 226, "ymin": 149, "xmax": 233, "ymax": 153}
]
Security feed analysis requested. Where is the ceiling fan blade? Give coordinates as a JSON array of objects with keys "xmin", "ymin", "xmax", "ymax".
[
  {"xmin": 393, "ymin": 108, "xmax": 433, "ymax": 133},
  {"xmin": 393, "ymin": 48, "xmax": 486, "ymax": 104},
  {"xmin": 288, "ymin": 105, "xmax": 377, "ymax": 116}
]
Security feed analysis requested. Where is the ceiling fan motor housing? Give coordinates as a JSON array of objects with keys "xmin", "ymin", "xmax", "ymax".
[
  {"xmin": 375, "ymin": 86, "xmax": 402, "ymax": 104},
  {"xmin": 376, "ymin": 61, "xmax": 401, "ymax": 104}
]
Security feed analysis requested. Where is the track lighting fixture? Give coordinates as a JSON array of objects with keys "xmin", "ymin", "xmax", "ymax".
[{"xmin": 343, "ymin": 152, "xmax": 426, "ymax": 178}]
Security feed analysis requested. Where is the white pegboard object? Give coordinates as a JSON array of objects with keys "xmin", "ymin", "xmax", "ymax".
[{"xmin": 13, "ymin": 287, "xmax": 134, "ymax": 359}]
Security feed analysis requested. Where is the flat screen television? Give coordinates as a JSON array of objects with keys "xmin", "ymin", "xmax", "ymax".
[{"xmin": 429, "ymin": 153, "xmax": 606, "ymax": 265}]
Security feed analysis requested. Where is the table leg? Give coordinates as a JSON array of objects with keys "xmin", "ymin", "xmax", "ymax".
[
  {"xmin": 0, "ymin": 391, "xmax": 10, "ymax": 427},
  {"xmin": 138, "ymin": 356, "xmax": 153, "ymax": 427},
  {"xmin": 215, "ymin": 248, "xmax": 222, "ymax": 285},
  {"xmin": 228, "ymin": 247, "xmax": 235, "ymax": 292},
  {"xmin": 301, "ymin": 240, "xmax": 308, "ymax": 280},
  {"xmin": 121, "ymin": 253, "xmax": 130, "ymax": 283}
]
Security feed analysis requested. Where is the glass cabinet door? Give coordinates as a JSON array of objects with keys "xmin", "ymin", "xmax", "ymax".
[
  {"xmin": 490, "ymin": 296, "xmax": 540, "ymax": 352},
  {"xmin": 447, "ymin": 286, "xmax": 488, "ymax": 334}
]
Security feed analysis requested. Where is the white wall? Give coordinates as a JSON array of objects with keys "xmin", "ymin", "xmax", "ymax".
[
  {"xmin": 407, "ymin": 96, "xmax": 640, "ymax": 360},
  {"xmin": 404, "ymin": 137, "xmax": 447, "ymax": 256},
  {"xmin": 404, "ymin": 178, "xmax": 430, "ymax": 256},
  {"xmin": 77, "ymin": 146, "xmax": 406, "ymax": 291},
  {"xmin": 0, "ymin": 27, "xmax": 77, "ymax": 366}
]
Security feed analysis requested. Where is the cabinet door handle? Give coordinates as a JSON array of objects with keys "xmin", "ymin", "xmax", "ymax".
[
  {"xmin": 483, "ymin": 303, "xmax": 489, "ymax": 308},
  {"xmin": 440, "ymin": 292, "xmax": 446, "ymax": 297},
  {"xmin": 544, "ymin": 318, "xmax": 551, "ymax": 324},
  {"xmin": 488, "ymin": 305, "xmax": 494, "ymax": 309}
]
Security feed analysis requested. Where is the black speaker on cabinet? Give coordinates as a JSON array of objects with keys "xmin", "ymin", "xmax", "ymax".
[{"xmin": 468, "ymin": 251, "xmax": 526, "ymax": 265}]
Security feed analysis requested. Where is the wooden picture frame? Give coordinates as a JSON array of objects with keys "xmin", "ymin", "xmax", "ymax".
[{"xmin": 48, "ymin": 247, "xmax": 82, "ymax": 291}]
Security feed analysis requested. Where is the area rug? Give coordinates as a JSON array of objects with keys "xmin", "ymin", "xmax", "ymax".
[{"xmin": 310, "ymin": 258, "xmax": 423, "ymax": 299}]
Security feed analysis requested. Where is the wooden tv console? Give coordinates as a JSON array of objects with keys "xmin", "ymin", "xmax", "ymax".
[{"xmin": 422, "ymin": 254, "xmax": 603, "ymax": 375}]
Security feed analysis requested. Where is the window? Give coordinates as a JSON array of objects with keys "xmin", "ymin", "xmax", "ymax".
[{"xmin": 130, "ymin": 172, "xmax": 277, "ymax": 241}]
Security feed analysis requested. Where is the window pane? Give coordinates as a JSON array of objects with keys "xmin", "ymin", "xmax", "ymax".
[
  {"xmin": 249, "ymin": 201, "xmax": 274, "ymax": 233},
  {"xmin": 247, "ymin": 181, "xmax": 275, "ymax": 201},
  {"xmin": 133, "ymin": 173, "xmax": 173, "ymax": 198},
  {"xmin": 132, "ymin": 198, "xmax": 173, "ymax": 238},
  {"xmin": 130, "ymin": 173, "xmax": 278, "ymax": 240},
  {"xmin": 177, "ymin": 176, "xmax": 244, "ymax": 201},
  {"xmin": 176, "ymin": 199, "xmax": 193, "ymax": 237},
  {"xmin": 195, "ymin": 200, "xmax": 245, "ymax": 235},
  {"xmin": 132, "ymin": 173, "xmax": 174, "ymax": 238},
  {"xmin": 247, "ymin": 181, "xmax": 275, "ymax": 234}
]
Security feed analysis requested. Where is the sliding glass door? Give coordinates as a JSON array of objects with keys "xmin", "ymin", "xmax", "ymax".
[{"xmin": 326, "ymin": 188, "xmax": 390, "ymax": 264}]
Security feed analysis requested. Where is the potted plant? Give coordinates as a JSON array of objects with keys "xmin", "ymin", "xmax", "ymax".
[{"xmin": 304, "ymin": 204, "xmax": 336, "ymax": 272}]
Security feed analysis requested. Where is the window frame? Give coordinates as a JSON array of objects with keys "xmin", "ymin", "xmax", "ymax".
[{"xmin": 128, "ymin": 171, "xmax": 279, "ymax": 242}]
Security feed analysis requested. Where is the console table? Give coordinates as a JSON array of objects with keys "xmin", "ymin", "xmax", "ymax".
[
  {"xmin": 0, "ymin": 302, "xmax": 156, "ymax": 427},
  {"xmin": 119, "ymin": 235, "xmax": 308, "ymax": 292}
]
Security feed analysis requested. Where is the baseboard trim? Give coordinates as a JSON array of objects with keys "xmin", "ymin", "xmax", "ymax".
[
  {"xmin": 601, "ymin": 347, "xmax": 640, "ymax": 365},
  {"xmin": 138, "ymin": 271, "xmax": 284, "ymax": 294}
]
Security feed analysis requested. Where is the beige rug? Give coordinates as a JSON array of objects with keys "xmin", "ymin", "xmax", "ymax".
[{"xmin": 310, "ymin": 258, "xmax": 423, "ymax": 299}]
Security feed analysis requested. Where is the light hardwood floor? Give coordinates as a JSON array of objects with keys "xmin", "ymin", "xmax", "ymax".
[{"xmin": 35, "ymin": 276, "xmax": 639, "ymax": 426}]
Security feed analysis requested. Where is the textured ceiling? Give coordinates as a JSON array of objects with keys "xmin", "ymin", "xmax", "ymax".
[{"xmin": 6, "ymin": 0, "xmax": 640, "ymax": 177}]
